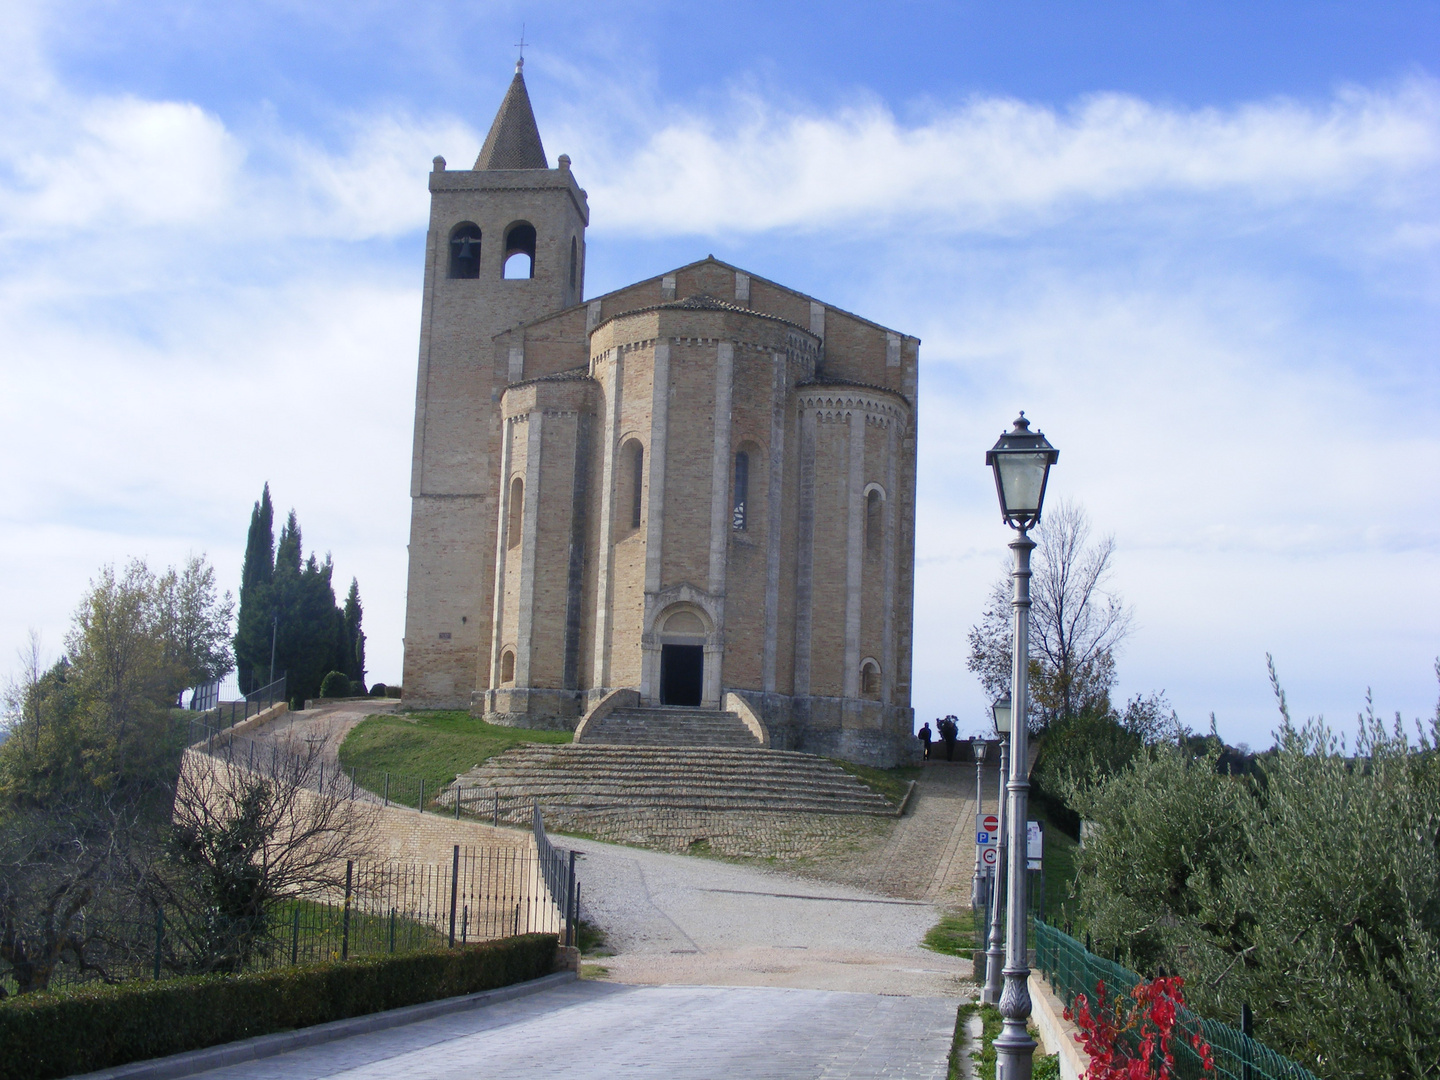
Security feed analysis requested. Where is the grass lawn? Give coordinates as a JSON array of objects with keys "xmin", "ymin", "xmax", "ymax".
[
  {"xmin": 338, "ymin": 710, "xmax": 571, "ymax": 805},
  {"xmin": 923, "ymin": 908, "xmax": 977, "ymax": 956},
  {"xmin": 970, "ymin": 1004, "xmax": 1060, "ymax": 1079},
  {"xmin": 272, "ymin": 897, "xmax": 446, "ymax": 964},
  {"xmin": 828, "ymin": 759, "xmax": 922, "ymax": 804}
]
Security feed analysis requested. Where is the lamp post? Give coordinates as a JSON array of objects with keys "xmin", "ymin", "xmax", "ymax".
[
  {"xmin": 985, "ymin": 412, "xmax": 1058, "ymax": 1080},
  {"xmin": 983, "ymin": 695, "xmax": 1011, "ymax": 1005},
  {"xmin": 970, "ymin": 736, "xmax": 989, "ymax": 908}
]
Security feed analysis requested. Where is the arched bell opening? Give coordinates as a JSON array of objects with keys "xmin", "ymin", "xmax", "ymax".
[
  {"xmin": 448, "ymin": 222, "xmax": 481, "ymax": 279},
  {"xmin": 503, "ymin": 221, "xmax": 536, "ymax": 279}
]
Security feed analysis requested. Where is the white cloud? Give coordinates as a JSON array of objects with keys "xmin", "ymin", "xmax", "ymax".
[
  {"xmin": 563, "ymin": 79, "xmax": 1440, "ymax": 236},
  {"xmin": 1, "ymin": 41, "xmax": 1436, "ymax": 747}
]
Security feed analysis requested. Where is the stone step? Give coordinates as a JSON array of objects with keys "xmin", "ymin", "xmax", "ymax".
[
  {"xmin": 579, "ymin": 706, "xmax": 762, "ymax": 749},
  {"xmin": 475, "ymin": 752, "xmax": 880, "ymax": 787},
  {"xmin": 469, "ymin": 783, "xmax": 887, "ymax": 806},
  {"xmin": 449, "ymin": 743, "xmax": 897, "ymax": 817},
  {"xmin": 475, "ymin": 752, "xmax": 873, "ymax": 783},
  {"xmin": 474, "ymin": 761, "xmax": 883, "ymax": 792}
]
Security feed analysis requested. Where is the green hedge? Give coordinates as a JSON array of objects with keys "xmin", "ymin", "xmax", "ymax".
[{"xmin": 0, "ymin": 933, "xmax": 557, "ymax": 1080}]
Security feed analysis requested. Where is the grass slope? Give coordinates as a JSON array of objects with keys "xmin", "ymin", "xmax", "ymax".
[
  {"xmin": 338, "ymin": 711, "xmax": 571, "ymax": 803},
  {"xmin": 827, "ymin": 759, "xmax": 921, "ymax": 804}
]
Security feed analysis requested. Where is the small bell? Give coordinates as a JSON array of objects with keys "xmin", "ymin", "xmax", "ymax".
[{"xmin": 457, "ymin": 237, "xmax": 476, "ymax": 260}]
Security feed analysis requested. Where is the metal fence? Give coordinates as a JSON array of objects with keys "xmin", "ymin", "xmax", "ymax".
[
  {"xmin": 1, "ymin": 712, "xmax": 579, "ymax": 999},
  {"xmin": 187, "ymin": 674, "xmax": 288, "ymax": 731},
  {"xmin": 4, "ymin": 841, "xmax": 570, "ymax": 998},
  {"xmin": 533, "ymin": 802, "xmax": 578, "ymax": 947},
  {"xmin": 1033, "ymin": 920, "xmax": 1322, "ymax": 1080}
]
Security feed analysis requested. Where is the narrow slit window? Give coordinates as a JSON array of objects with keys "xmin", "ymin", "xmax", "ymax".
[
  {"xmin": 861, "ymin": 661, "xmax": 881, "ymax": 698},
  {"xmin": 732, "ymin": 451, "xmax": 749, "ymax": 531},
  {"xmin": 569, "ymin": 237, "xmax": 578, "ymax": 290},
  {"xmin": 507, "ymin": 477, "xmax": 524, "ymax": 548},
  {"xmin": 866, "ymin": 489, "xmax": 883, "ymax": 554},
  {"xmin": 630, "ymin": 444, "xmax": 644, "ymax": 530}
]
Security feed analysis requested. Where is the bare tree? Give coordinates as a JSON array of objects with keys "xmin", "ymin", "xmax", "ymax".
[
  {"xmin": 968, "ymin": 500, "xmax": 1133, "ymax": 729},
  {"xmin": 150, "ymin": 735, "xmax": 377, "ymax": 973},
  {"xmin": 0, "ymin": 790, "xmax": 152, "ymax": 995}
]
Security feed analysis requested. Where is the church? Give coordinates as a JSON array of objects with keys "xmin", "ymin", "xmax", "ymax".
[{"xmin": 401, "ymin": 63, "xmax": 921, "ymax": 766}]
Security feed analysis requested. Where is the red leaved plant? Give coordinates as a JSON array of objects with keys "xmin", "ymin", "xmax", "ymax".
[{"xmin": 1064, "ymin": 976, "xmax": 1216, "ymax": 1079}]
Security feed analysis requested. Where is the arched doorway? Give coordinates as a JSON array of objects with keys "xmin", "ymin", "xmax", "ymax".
[{"xmin": 658, "ymin": 608, "xmax": 706, "ymax": 707}]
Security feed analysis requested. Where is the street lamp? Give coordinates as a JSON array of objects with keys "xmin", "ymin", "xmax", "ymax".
[
  {"xmin": 984, "ymin": 413, "xmax": 1058, "ymax": 1080},
  {"xmin": 970, "ymin": 736, "xmax": 989, "ymax": 908},
  {"xmin": 983, "ymin": 695, "xmax": 1011, "ymax": 1005}
]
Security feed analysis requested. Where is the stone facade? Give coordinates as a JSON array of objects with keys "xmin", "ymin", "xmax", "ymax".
[{"xmin": 402, "ymin": 64, "xmax": 920, "ymax": 766}]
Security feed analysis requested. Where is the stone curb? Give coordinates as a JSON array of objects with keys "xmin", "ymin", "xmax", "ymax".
[
  {"xmin": 1028, "ymin": 971, "xmax": 1089, "ymax": 1080},
  {"xmin": 72, "ymin": 970, "xmax": 579, "ymax": 1080}
]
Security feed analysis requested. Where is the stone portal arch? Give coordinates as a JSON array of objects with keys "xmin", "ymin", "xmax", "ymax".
[{"xmin": 641, "ymin": 590, "xmax": 722, "ymax": 708}]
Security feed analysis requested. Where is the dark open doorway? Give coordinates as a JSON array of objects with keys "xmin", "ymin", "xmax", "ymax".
[{"xmin": 659, "ymin": 644, "xmax": 704, "ymax": 706}]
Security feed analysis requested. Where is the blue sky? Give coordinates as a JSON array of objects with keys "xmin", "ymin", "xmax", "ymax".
[{"xmin": 2, "ymin": 1, "xmax": 1437, "ymax": 747}]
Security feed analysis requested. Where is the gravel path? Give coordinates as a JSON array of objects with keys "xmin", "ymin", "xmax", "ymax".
[{"xmin": 570, "ymin": 836, "xmax": 971, "ymax": 997}]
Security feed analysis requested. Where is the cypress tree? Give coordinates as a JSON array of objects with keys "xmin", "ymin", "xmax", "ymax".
[
  {"xmin": 269, "ymin": 513, "xmax": 345, "ymax": 704},
  {"xmin": 233, "ymin": 484, "xmax": 275, "ymax": 693},
  {"xmin": 342, "ymin": 578, "xmax": 366, "ymax": 692}
]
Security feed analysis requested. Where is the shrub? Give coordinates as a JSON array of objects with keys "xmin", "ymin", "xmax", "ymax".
[
  {"xmin": 318, "ymin": 671, "xmax": 350, "ymax": 698},
  {"xmin": 1067, "ymin": 976, "xmax": 1214, "ymax": 1078},
  {"xmin": 385, "ymin": 685, "xmax": 402, "ymax": 699},
  {"xmin": 0, "ymin": 934, "xmax": 557, "ymax": 1080},
  {"xmin": 370, "ymin": 682, "xmax": 388, "ymax": 697},
  {"xmin": 1068, "ymin": 666, "xmax": 1440, "ymax": 1079}
]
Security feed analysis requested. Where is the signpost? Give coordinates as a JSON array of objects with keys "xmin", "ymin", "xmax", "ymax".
[
  {"xmin": 1027, "ymin": 820, "xmax": 1043, "ymax": 871},
  {"xmin": 976, "ymin": 814, "xmax": 999, "ymax": 845}
]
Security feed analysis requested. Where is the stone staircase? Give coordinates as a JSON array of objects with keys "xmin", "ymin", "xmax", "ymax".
[
  {"xmin": 449, "ymin": 744, "xmax": 899, "ymax": 817},
  {"xmin": 580, "ymin": 706, "xmax": 760, "ymax": 748}
]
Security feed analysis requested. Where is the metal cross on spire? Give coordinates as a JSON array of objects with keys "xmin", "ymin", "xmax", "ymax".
[{"xmin": 514, "ymin": 24, "xmax": 528, "ymax": 71}]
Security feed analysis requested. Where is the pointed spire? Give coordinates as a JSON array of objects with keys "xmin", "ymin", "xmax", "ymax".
[{"xmin": 474, "ymin": 59, "xmax": 549, "ymax": 171}]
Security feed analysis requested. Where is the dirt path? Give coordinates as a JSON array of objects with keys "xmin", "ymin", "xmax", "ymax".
[{"xmin": 241, "ymin": 699, "xmax": 399, "ymax": 783}]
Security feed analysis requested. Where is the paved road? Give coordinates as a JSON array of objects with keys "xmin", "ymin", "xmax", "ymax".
[
  {"xmin": 186, "ymin": 981, "xmax": 958, "ymax": 1080},
  {"xmin": 570, "ymin": 836, "xmax": 971, "ymax": 996}
]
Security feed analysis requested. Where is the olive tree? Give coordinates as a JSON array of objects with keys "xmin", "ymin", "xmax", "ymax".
[{"xmin": 1066, "ymin": 659, "xmax": 1440, "ymax": 1079}]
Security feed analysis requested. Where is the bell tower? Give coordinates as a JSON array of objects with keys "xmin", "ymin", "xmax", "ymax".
[{"xmin": 402, "ymin": 61, "xmax": 590, "ymax": 707}]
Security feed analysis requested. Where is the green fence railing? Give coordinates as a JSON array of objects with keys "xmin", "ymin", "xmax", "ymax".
[{"xmin": 1033, "ymin": 920, "xmax": 1322, "ymax": 1080}]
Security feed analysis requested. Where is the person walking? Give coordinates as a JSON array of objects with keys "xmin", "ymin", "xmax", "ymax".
[
  {"xmin": 939, "ymin": 715, "xmax": 958, "ymax": 761},
  {"xmin": 918, "ymin": 721, "xmax": 933, "ymax": 760}
]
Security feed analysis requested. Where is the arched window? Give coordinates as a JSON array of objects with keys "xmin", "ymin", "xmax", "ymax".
[
  {"xmin": 448, "ymin": 223, "xmax": 481, "ymax": 279},
  {"xmin": 569, "ymin": 237, "xmax": 578, "ymax": 290},
  {"xmin": 732, "ymin": 451, "xmax": 750, "ymax": 531},
  {"xmin": 500, "ymin": 650, "xmax": 516, "ymax": 684},
  {"xmin": 504, "ymin": 221, "xmax": 536, "ymax": 279},
  {"xmin": 627, "ymin": 442, "xmax": 644, "ymax": 530},
  {"xmin": 861, "ymin": 660, "xmax": 881, "ymax": 699},
  {"xmin": 507, "ymin": 477, "xmax": 524, "ymax": 548},
  {"xmin": 866, "ymin": 488, "xmax": 883, "ymax": 554}
]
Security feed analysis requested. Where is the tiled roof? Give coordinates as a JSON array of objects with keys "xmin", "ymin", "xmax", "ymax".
[
  {"xmin": 609, "ymin": 293, "xmax": 807, "ymax": 332},
  {"xmin": 475, "ymin": 65, "xmax": 548, "ymax": 171}
]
